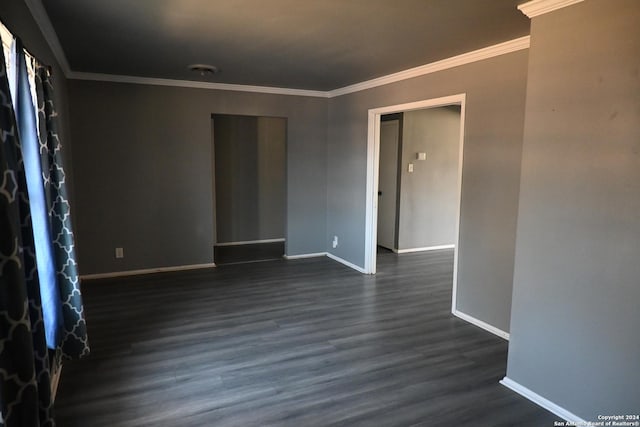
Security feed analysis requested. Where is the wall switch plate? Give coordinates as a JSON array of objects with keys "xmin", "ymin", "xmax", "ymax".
[
  {"xmin": 115, "ymin": 247, "xmax": 124, "ymax": 258},
  {"xmin": 408, "ymin": 163, "xmax": 414, "ymax": 173},
  {"xmin": 332, "ymin": 236, "xmax": 338, "ymax": 248}
]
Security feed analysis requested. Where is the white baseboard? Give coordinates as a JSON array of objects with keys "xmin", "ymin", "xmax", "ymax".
[
  {"xmin": 215, "ymin": 238, "xmax": 285, "ymax": 247},
  {"xmin": 452, "ymin": 309, "xmax": 510, "ymax": 340},
  {"xmin": 326, "ymin": 253, "xmax": 367, "ymax": 274},
  {"xmin": 500, "ymin": 377, "xmax": 586, "ymax": 424},
  {"xmin": 81, "ymin": 262, "xmax": 217, "ymax": 280},
  {"xmin": 395, "ymin": 244, "xmax": 455, "ymax": 254},
  {"xmin": 284, "ymin": 252, "xmax": 328, "ymax": 260}
]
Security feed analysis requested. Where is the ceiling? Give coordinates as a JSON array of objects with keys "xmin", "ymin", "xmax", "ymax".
[{"xmin": 42, "ymin": 0, "xmax": 530, "ymax": 91}]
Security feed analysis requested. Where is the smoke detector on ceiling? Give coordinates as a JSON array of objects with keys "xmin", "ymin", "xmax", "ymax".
[{"xmin": 188, "ymin": 64, "xmax": 220, "ymax": 77}]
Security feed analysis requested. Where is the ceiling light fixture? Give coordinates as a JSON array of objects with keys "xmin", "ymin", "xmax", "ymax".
[{"xmin": 188, "ymin": 64, "xmax": 220, "ymax": 77}]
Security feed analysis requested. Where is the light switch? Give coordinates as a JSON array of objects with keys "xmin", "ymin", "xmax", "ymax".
[
  {"xmin": 408, "ymin": 163, "xmax": 414, "ymax": 173},
  {"xmin": 417, "ymin": 152, "xmax": 427, "ymax": 160}
]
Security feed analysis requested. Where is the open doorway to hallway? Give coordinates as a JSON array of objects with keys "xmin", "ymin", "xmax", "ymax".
[
  {"xmin": 211, "ymin": 114, "xmax": 287, "ymax": 264},
  {"xmin": 366, "ymin": 95, "xmax": 466, "ymax": 312},
  {"xmin": 377, "ymin": 106, "xmax": 461, "ymax": 254}
]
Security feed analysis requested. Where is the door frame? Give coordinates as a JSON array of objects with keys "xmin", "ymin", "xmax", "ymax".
[{"xmin": 364, "ymin": 94, "xmax": 466, "ymax": 313}]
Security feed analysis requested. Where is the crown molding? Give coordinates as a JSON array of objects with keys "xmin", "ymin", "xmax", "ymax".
[
  {"xmin": 68, "ymin": 35, "xmax": 529, "ymax": 99},
  {"xmin": 25, "ymin": 0, "xmax": 529, "ymax": 99},
  {"xmin": 327, "ymin": 36, "xmax": 530, "ymax": 98},
  {"xmin": 22, "ymin": 0, "xmax": 326, "ymax": 98},
  {"xmin": 517, "ymin": 0, "xmax": 585, "ymax": 18},
  {"xmin": 23, "ymin": 0, "xmax": 71, "ymax": 76},
  {"xmin": 68, "ymin": 71, "xmax": 330, "ymax": 98}
]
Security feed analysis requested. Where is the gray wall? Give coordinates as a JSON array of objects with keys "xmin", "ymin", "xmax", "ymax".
[
  {"xmin": 398, "ymin": 107, "xmax": 460, "ymax": 250},
  {"xmin": 327, "ymin": 50, "xmax": 529, "ymax": 332},
  {"xmin": 68, "ymin": 81, "xmax": 327, "ymax": 274},
  {"xmin": 0, "ymin": 0, "xmax": 75, "ymax": 204},
  {"xmin": 507, "ymin": 0, "xmax": 640, "ymax": 419},
  {"xmin": 213, "ymin": 115, "xmax": 285, "ymax": 243},
  {"xmin": 257, "ymin": 117, "xmax": 287, "ymax": 241}
]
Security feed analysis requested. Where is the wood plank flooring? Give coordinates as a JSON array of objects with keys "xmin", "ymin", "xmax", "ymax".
[{"xmin": 54, "ymin": 250, "xmax": 558, "ymax": 426}]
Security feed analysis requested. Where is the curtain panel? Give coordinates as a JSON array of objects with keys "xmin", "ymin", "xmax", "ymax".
[
  {"xmin": 0, "ymin": 40, "xmax": 54, "ymax": 427},
  {"xmin": 15, "ymin": 43, "xmax": 61, "ymax": 353},
  {"xmin": 1, "ymin": 38, "xmax": 89, "ymax": 426},
  {"xmin": 34, "ymin": 65, "xmax": 89, "ymax": 360}
]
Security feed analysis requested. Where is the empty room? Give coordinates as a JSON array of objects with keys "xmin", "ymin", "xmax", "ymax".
[{"xmin": 0, "ymin": 0, "xmax": 638, "ymax": 426}]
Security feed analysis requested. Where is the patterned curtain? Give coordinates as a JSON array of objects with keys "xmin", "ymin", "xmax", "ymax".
[
  {"xmin": 1, "ymin": 38, "xmax": 89, "ymax": 425},
  {"xmin": 15, "ymin": 45, "xmax": 62, "ymax": 353},
  {"xmin": 34, "ymin": 65, "xmax": 89, "ymax": 360},
  {"xmin": 0, "ymin": 41, "xmax": 54, "ymax": 427}
]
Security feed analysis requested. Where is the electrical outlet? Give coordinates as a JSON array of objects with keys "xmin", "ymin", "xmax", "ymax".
[
  {"xmin": 332, "ymin": 236, "xmax": 338, "ymax": 248},
  {"xmin": 115, "ymin": 247, "xmax": 124, "ymax": 259}
]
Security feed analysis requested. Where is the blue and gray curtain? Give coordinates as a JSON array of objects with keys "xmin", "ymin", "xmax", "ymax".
[{"xmin": 0, "ymin": 39, "xmax": 89, "ymax": 426}]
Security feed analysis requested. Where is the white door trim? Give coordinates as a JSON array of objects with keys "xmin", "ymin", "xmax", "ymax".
[{"xmin": 364, "ymin": 94, "xmax": 466, "ymax": 313}]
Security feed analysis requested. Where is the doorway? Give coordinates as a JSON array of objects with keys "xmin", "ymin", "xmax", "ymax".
[
  {"xmin": 365, "ymin": 94, "xmax": 466, "ymax": 313},
  {"xmin": 211, "ymin": 114, "xmax": 287, "ymax": 264}
]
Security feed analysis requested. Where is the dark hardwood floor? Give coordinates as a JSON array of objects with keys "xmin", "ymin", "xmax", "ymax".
[{"xmin": 54, "ymin": 250, "xmax": 558, "ymax": 426}]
